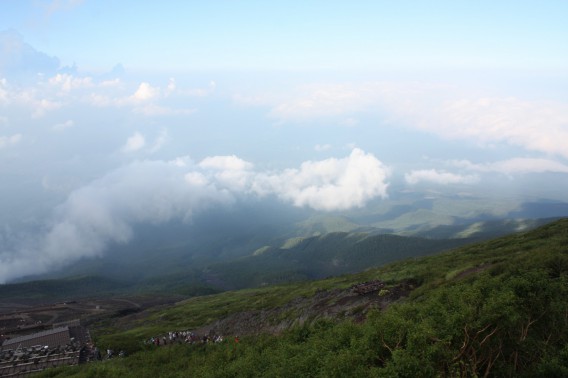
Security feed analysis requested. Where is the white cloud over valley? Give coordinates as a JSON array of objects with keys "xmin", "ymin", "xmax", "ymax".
[
  {"xmin": 0, "ymin": 149, "xmax": 391, "ymax": 282},
  {"xmin": 405, "ymin": 169, "xmax": 479, "ymax": 186},
  {"xmin": 252, "ymin": 149, "xmax": 390, "ymax": 211},
  {"xmin": 451, "ymin": 158, "xmax": 568, "ymax": 175}
]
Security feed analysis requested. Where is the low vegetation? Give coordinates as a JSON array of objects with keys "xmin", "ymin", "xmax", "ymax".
[{"xmin": 36, "ymin": 219, "xmax": 568, "ymax": 376}]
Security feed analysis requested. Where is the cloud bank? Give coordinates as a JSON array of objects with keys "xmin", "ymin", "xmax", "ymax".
[
  {"xmin": 243, "ymin": 82, "xmax": 568, "ymax": 160},
  {"xmin": 405, "ymin": 169, "xmax": 479, "ymax": 185},
  {"xmin": 0, "ymin": 149, "xmax": 390, "ymax": 282},
  {"xmin": 451, "ymin": 158, "xmax": 568, "ymax": 175}
]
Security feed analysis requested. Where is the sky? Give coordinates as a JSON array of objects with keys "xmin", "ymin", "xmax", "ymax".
[{"xmin": 1, "ymin": 0, "xmax": 568, "ymax": 282}]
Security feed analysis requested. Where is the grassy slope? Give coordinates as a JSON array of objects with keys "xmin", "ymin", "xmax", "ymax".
[
  {"xmin": 8, "ymin": 216, "xmax": 554, "ymax": 303},
  {"xmin": 0, "ymin": 276, "xmax": 131, "ymax": 303},
  {"xmin": 206, "ymin": 232, "xmax": 469, "ymax": 289},
  {"xmin": 37, "ymin": 218, "xmax": 568, "ymax": 377},
  {"xmin": 0, "ymin": 231, "xmax": 470, "ymax": 301}
]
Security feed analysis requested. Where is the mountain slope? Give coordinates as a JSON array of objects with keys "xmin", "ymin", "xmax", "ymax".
[
  {"xmin": 207, "ymin": 232, "xmax": 469, "ymax": 289},
  {"xmin": 40, "ymin": 218, "xmax": 568, "ymax": 378},
  {"xmin": 4, "ymin": 218, "xmax": 560, "ymax": 303}
]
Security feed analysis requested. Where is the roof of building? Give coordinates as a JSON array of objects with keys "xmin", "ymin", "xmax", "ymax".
[{"xmin": 1, "ymin": 326, "xmax": 69, "ymax": 347}]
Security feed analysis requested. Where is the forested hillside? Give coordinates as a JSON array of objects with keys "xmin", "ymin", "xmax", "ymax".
[{"xmin": 37, "ymin": 218, "xmax": 568, "ymax": 377}]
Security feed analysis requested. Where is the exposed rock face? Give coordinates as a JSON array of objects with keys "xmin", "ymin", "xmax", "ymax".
[{"xmin": 194, "ymin": 281, "xmax": 414, "ymax": 337}]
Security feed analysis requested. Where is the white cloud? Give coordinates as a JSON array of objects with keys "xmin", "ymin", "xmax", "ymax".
[
  {"xmin": 88, "ymin": 93, "xmax": 112, "ymax": 107},
  {"xmin": 0, "ymin": 159, "xmax": 234, "ymax": 283},
  {"xmin": 199, "ymin": 155, "xmax": 254, "ymax": 171},
  {"xmin": 0, "ymin": 133, "xmax": 22, "ymax": 148},
  {"xmin": 183, "ymin": 80, "xmax": 217, "ymax": 97},
  {"xmin": 1, "ymin": 69, "xmax": 197, "ymax": 123},
  {"xmin": 427, "ymin": 97, "xmax": 568, "ymax": 159},
  {"xmin": 0, "ymin": 78, "xmax": 8, "ymax": 103},
  {"xmin": 52, "ymin": 119, "xmax": 74, "ymax": 131},
  {"xmin": 268, "ymin": 84, "xmax": 373, "ymax": 122},
  {"xmin": 132, "ymin": 103, "xmax": 196, "ymax": 116},
  {"xmin": 184, "ymin": 171, "xmax": 209, "ymax": 186},
  {"xmin": 131, "ymin": 82, "xmax": 160, "ymax": 102},
  {"xmin": 88, "ymin": 81, "xmax": 163, "ymax": 107},
  {"xmin": 405, "ymin": 169, "xmax": 479, "ymax": 185},
  {"xmin": 100, "ymin": 78, "xmax": 121, "ymax": 87},
  {"xmin": 1, "ymin": 80, "xmax": 63, "ymax": 118},
  {"xmin": 80, "ymin": 79, "xmax": 196, "ymax": 116},
  {"xmin": 252, "ymin": 148, "xmax": 390, "ymax": 211},
  {"xmin": 245, "ymin": 82, "xmax": 568, "ymax": 159},
  {"xmin": 149, "ymin": 128, "xmax": 169, "ymax": 153},
  {"xmin": 122, "ymin": 132, "xmax": 146, "ymax": 152},
  {"xmin": 199, "ymin": 155, "xmax": 255, "ymax": 191},
  {"xmin": 345, "ymin": 142, "xmax": 358, "ymax": 150},
  {"xmin": 32, "ymin": 98, "xmax": 62, "ymax": 118},
  {"xmin": 48, "ymin": 73, "xmax": 93, "ymax": 92},
  {"xmin": 169, "ymin": 156, "xmax": 192, "ymax": 167},
  {"xmin": 452, "ymin": 157, "xmax": 568, "ymax": 175},
  {"xmin": 0, "ymin": 148, "xmax": 392, "ymax": 281},
  {"xmin": 232, "ymin": 93, "xmax": 272, "ymax": 107},
  {"xmin": 254, "ymin": 82, "xmax": 445, "ymax": 123},
  {"xmin": 166, "ymin": 77, "xmax": 176, "ymax": 94},
  {"xmin": 314, "ymin": 144, "xmax": 332, "ymax": 152}
]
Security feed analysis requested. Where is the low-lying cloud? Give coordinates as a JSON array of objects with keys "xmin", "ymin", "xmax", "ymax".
[
  {"xmin": 0, "ymin": 149, "xmax": 390, "ymax": 283},
  {"xmin": 252, "ymin": 148, "xmax": 390, "ymax": 211},
  {"xmin": 405, "ymin": 169, "xmax": 479, "ymax": 185},
  {"xmin": 451, "ymin": 157, "xmax": 568, "ymax": 175},
  {"xmin": 242, "ymin": 82, "xmax": 568, "ymax": 160}
]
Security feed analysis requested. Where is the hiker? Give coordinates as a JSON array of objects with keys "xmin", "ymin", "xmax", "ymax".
[{"xmin": 94, "ymin": 347, "xmax": 101, "ymax": 360}]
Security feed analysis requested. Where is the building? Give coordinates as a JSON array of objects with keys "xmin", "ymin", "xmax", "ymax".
[
  {"xmin": 1, "ymin": 326, "xmax": 71, "ymax": 349},
  {"xmin": 1, "ymin": 319, "xmax": 91, "ymax": 350}
]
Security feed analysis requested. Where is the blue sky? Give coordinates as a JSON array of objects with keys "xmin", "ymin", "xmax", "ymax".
[
  {"xmin": 1, "ymin": 0, "xmax": 568, "ymax": 281},
  {"xmin": 3, "ymin": 1, "xmax": 568, "ymax": 71}
]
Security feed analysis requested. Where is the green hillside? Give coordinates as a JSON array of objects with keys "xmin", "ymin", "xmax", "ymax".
[
  {"xmin": 37, "ymin": 218, "xmax": 568, "ymax": 377},
  {"xmin": 1, "ymin": 229, "xmax": 471, "ymax": 301},
  {"xmin": 0, "ymin": 276, "xmax": 130, "ymax": 303},
  {"xmin": 207, "ymin": 232, "xmax": 468, "ymax": 289}
]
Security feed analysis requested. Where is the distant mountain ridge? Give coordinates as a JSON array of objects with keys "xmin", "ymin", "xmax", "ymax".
[{"xmin": 2, "ymin": 216, "xmax": 561, "ymax": 302}]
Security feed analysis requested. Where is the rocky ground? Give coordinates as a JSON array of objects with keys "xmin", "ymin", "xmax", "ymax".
[{"xmin": 193, "ymin": 281, "xmax": 416, "ymax": 337}]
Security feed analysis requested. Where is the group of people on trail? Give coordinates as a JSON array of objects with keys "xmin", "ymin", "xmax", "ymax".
[
  {"xmin": 88, "ymin": 347, "xmax": 125, "ymax": 361},
  {"xmin": 145, "ymin": 330, "xmax": 235, "ymax": 347}
]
